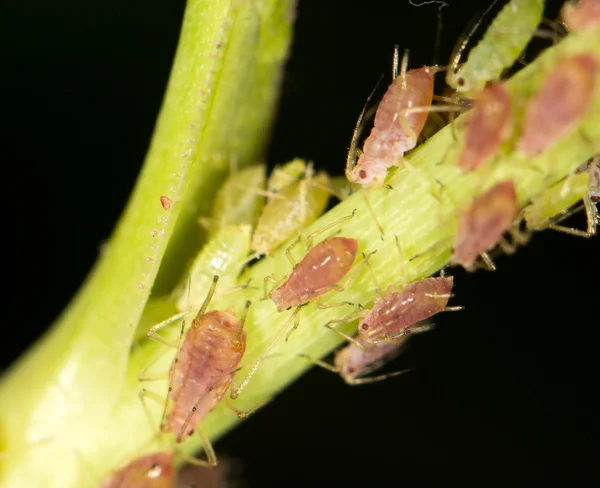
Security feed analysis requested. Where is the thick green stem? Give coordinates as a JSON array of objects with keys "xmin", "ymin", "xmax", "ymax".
[{"xmin": 0, "ymin": 1, "xmax": 295, "ymax": 486}]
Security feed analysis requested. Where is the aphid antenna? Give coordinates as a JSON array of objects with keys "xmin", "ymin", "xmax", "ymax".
[
  {"xmin": 346, "ymin": 78, "xmax": 384, "ymax": 180},
  {"xmin": 324, "ymin": 321, "xmax": 366, "ymax": 348},
  {"xmin": 447, "ymin": 0, "xmax": 500, "ymax": 78},
  {"xmin": 361, "ymin": 191, "xmax": 385, "ymax": 240},
  {"xmin": 407, "ymin": 0, "xmax": 449, "ymax": 67},
  {"xmin": 230, "ymin": 305, "xmax": 304, "ymax": 399}
]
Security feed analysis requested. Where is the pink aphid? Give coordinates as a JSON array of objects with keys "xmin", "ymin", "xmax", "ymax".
[
  {"xmin": 357, "ymin": 277, "xmax": 454, "ymax": 343},
  {"xmin": 562, "ymin": 0, "xmax": 600, "ymax": 32},
  {"xmin": 348, "ymin": 66, "xmax": 437, "ymax": 188},
  {"xmin": 333, "ymin": 330, "xmax": 431, "ymax": 384},
  {"xmin": 450, "ymin": 180, "xmax": 519, "ymax": 271},
  {"xmin": 586, "ymin": 155, "xmax": 600, "ymax": 202},
  {"xmin": 100, "ymin": 452, "xmax": 174, "ymax": 488},
  {"xmin": 271, "ymin": 237, "xmax": 359, "ymax": 311},
  {"xmin": 458, "ymin": 82, "xmax": 512, "ymax": 172},
  {"xmin": 517, "ymin": 53, "xmax": 598, "ymax": 157},
  {"xmin": 165, "ymin": 303, "xmax": 246, "ymax": 443}
]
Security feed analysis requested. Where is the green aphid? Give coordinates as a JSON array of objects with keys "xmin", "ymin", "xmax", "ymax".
[
  {"xmin": 524, "ymin": 171, "xmax": 597, "ymax": 237},
  {"xmin": 173, "ymin": 225, "xmax": 252, "ymax": 312},
  {"xmin": 447, "ymin": 0, "xmax": 545, "ymax": 96},
  {"xmin": 251, "ymin": 162, "xmax": 331, "ymax": 255},
  {"xmin": 206, "ymin": 165, "xmax": 266, "ymax": 238}
]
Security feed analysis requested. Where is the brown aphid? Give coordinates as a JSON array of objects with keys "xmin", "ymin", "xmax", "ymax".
[
  {"xmin": 561, "ymin": 0, "xmax": 600, "ymax": 32},
  {"xmin": 99, "ymin": 452, "xmax": 174, "ymax": 488},
  {"xmin": 517, "ymin": 53, "xmax": 598, "ymax": 157},
  {"xmin": 231, "ymin": 229, "xmax": 360, "ymax": 399},
  {"xmin": 450, "ymin": 180, "xmax": 519, "ymax": 271},
  {"xmin": 271, "ymin": 236, "xmax": 359, "ymax": 311},
  {"xmin": 457, "ymin": 83, "xmax": 512, "ymax": 172},
  {"xmin": 347, "ymin": 65, "xmax": 438, "ymax": 188},
  {"xmin": 357, "ymin": 278, "xmax": 454, "ymax": 343},
  {"xmin": 160, "ymin": 196, "xmax": 171, "ymax": 210},
  {"xmin": 141, "ymin": 276, "xmax": 251, "ymax": 466},
  {"xmin": 165, "ymin": 305, "xmax": 247, "ymax": 444}
]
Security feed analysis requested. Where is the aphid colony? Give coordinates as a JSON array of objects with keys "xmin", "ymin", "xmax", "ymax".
[{"xmin": 100, "ymin": 1, "xmax": 600, "ymax": 485}]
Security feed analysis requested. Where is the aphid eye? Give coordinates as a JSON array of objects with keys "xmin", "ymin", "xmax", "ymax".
[
  {"xmin": 361, "ymin": 322, "xmax": 370, "ymax": 330},
  {"xmin": 286, "ymin": 306, "xmax": 292, "ymax": 311},
  {"xmin": 457, "ymin": 77, "xmax": 465, "ymax": 87},
  {"xmin": 358, "ymin": 169, "xmax": 367, "ymax": 179}
]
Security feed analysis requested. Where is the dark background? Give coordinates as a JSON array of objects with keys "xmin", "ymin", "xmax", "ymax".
[{"xmin": 2, "ymin": 0, "xmax": 598, "ymax": 485}]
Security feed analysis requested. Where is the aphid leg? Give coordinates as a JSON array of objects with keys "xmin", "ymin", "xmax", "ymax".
[
  {"xmin": 223, "ymin": 396, "xmax": 267, "ymax": 420},
  {"xmin": 323, "ymin": 313, "xmax": 369, "ymax": 348},
  {"xmin": 479, "ymin": 252, "xmax": 497, "ymax": 271},
  {"xmin": 362, "ymin": 191, "xmax": 385, "ymax": 240},
  {"xmin": 345, "ymin": 368, "xmax": 412, "ymax": 386},
  {"xmin": 313, "ymin": 209, "xmax": 357, "ymax": 245},
  {"xmin": 176, "ymin": 429, "xmax": 217, "ymax": 468},
  {"xmin": 138, "ymin": 388, "xmax": 168, "ymax": 433},
  {"xmin": 284, "ymin": 305, "xmax": 303, "ymax": 341},
  {"xmin": 263, "ymin": 275, "xmax": 278, "ymax": 301},
  {"xmin": 230, "ymin": 306, "xmax": 303, "ymax": 399},
  {"xmin": 138, "ymin": 349, "xmax": 171, "ymax": 382},
  {"xmin": 543, "ymin": 196, "xmax": 598, "ymax": 238},
  {"xmin": 145, "ymin": 312, "xmax": 187, "ymax": 348}
]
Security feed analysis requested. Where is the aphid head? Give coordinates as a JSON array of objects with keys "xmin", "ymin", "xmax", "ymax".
[{"xmin": 351, "ymin": 164, "xmax": 385, "ymax": 188}]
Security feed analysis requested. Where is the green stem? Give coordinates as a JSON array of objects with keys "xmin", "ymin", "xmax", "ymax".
[{"xmin": 0, "ymin": 1, "xmax": 295, "ymax": 486}]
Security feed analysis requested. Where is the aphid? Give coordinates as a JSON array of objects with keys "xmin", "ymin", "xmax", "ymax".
[
  {"xmin": 203, "ymin": 165, "xmax": 266, "ymax": 238},
  {"xmin": 447, "ymin": 0, "xmax": 545, "ymax": 96},
  {"xmin": 325, "ymin": 236, "xmax": 462, "ymax": 344},
  {"xmin": 457, "ymin": 82, "xmax": 512, "ymax": 172},
  {"xmin": 140, "ymin": 276, "xmax": 252, "ymax": 466},
  {"xmin": 267, "ymin": 158, "xmax": 307, "ymax": 194},
  {"xmin": 450, "ymin": 180, "xmax": 520, "ymax": 271},
  {"xmin": 561, "ymin": 0, "xmax": 600, "ymax": 32},
  {"xmin": 171, "ymin": 224, "xmax": 252, "ymax": 312},
  {"xmin": 270, "ymin": 236, "xmax": 359, "ymax": 312},
  {"xmin": 231, "ymin": 214, "xmax": 361, "ymax": 399},
  {"xmin": 251, "ymin": 161, "xmax": 332, "ymax": 257},
  {"xmin": 524, "ymin": 170, "xmax": 598, "ymax": 237},
  {"xmin": 99, "ymin": 451, "xmax": 174, "ymax": 488},
  {"xmin": 326, "ymin": 276, "xmax": 459, "ymax": 344},
  {"xmin": 160, "ymin": 196, "xmax": 171, "ymax": 211},
  {"xmin": 300, "ymin": 322, "xmax": 433, "ymax": 385},
  {"xmin": 346, "ymin": 49, "xmax": 438, "ymax": 188},
  {"xmin": 517, "ymin": 53, "xmax": 598, "ymax": 157}
]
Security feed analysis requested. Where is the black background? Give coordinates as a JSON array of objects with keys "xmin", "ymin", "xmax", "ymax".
[{"xmin": 1, "ymin": 0, "xmax": 598, "ymax": 486}]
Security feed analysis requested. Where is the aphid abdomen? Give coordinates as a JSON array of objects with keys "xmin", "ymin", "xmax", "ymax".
[
  {"xmin": 451, "ymin": 180, "xmax": 519, "ymax": 270},
  {"xmin": 271, "ymin": 237, "xmax": 358, "ymax": 311},
  {"xmin": 100, "ymin": 452, "xmax": 174, "ymax": 488},
  {"xmin": 166, "ymin": 311, "xmax": 245, "ymax": 442},
  {"xmin": 562, "ymin": 0, "xmax": 600, "ymax": 32},
  {"xmin": 458, "ymin": 83, "xmax": 511, "ymax": 172},
  {"xmin": 359, "ymin": 277, "xmax": 453, "ymax": 342},
  {"xmin": 517, "ymin": 53, "xmax": 598, "ymax": 157}
]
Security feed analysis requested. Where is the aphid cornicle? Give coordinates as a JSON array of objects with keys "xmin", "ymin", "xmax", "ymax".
[
  {"xmin": 140, "ymin": 276, "xmax": 252, "ymax": 467},
  {"xmin": 517, "ymin": 53, "xmax": 598, "ymax": 157},
  {"xmin": 99, "ymin": 452, "xmax": 174, "ymax": 488},
  {"xmin": 450, "ymin": 180, "xmax": 520, "ymax": 272}
]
